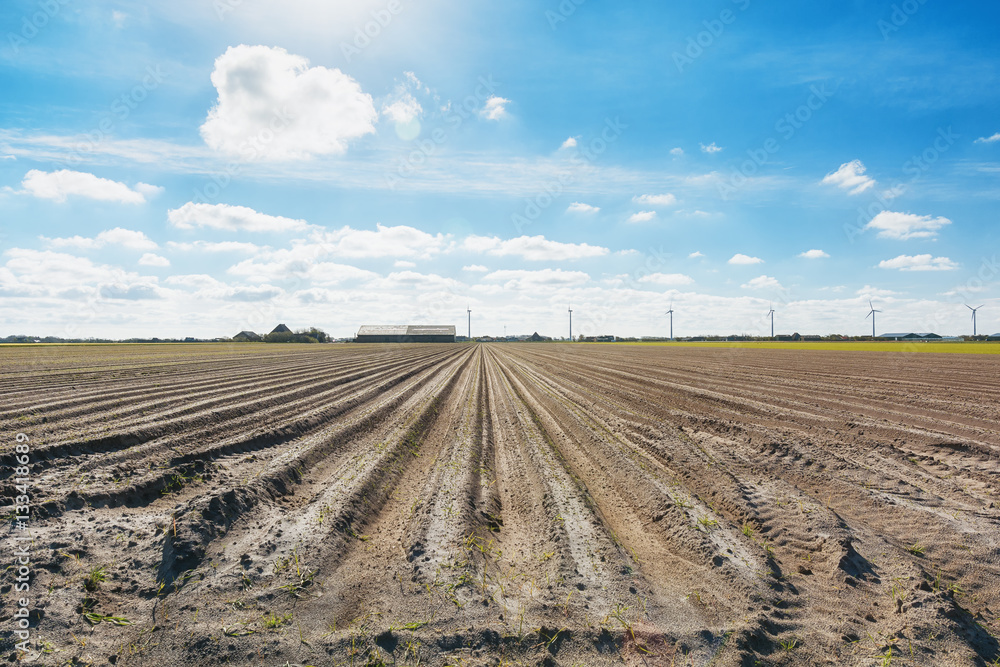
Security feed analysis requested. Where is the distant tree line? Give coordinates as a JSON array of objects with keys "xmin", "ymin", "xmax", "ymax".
[{"xmin": 262, "ymin": 328, "xmax": 329, "ymax": 344}]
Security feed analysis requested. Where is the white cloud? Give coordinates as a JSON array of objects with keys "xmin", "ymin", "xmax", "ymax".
[
  {"xmin": 670, "ymin": 147, "xmax": 684, "ymax": 156},
  {"xmin": 200, "ymin": 45, "xmax": 377, "ymax": 160},
  {"xmin": 561, "ymin": 137, "xmax": 578, "ymax": 149},
  {"xmin": 567, "ymin": 202, "xmax": 599, "ymax": 214},
  {"xmin": 167, "ymin": 240, "xmax": 264, "ymax": 253},
  {"xmin": 21, "ymin": 169, "xmax": 153, "ymax": 204},
  {"xmin": 228, "ymin": 257, "xmax": 377, "ymax": 285},
  {"xmin": 111, "ymin": 10, "xmax": 127, "ymax": 27},
  {"xmin": 394, "ymin": 260, "xmax": 417, "ymax": 269},
  {"xmin": 822, "ymin": 160, "xmax": 876, "ymax": 195},
  {"xmin": 729, "ymin": 253, "xmax": 764, "ymax": 265},
  {"xmin": 637, "ymin": 273, "xmax": 695, "ymax": 286},
  {"xmin": 167, "ymin": 202, "xmax": 311, "ymax": 233},
  {"xmin": 799, "ymin": 249, "xmax": 830, "ymax": 259},
  {"xmin": 483, "ymin": 269, "xmax": 590, "ymax": 290},
  {"xmin": 865, "ymin": 211, "xmax": 951, "ymax": 240},
  {"xmin": 97, "ymin": 228, "xmax": 159, "ymax": 250},
  {"xmin": 43, "ymin": 227, "xmax": 158, "ymax": 251},
  {"xmin": 462, "ymin": 264, "xmax": 488, "ymax": 272},
  {"xmin": 382, "ymin": 94, "xmax": 422, "ymax": 125},
  {"xmin": 878, "ymin": 254, "xmax": 958, "ymax": 272},
  {"xmin": 627, "ymin": 211, "xmax": 657, "ymax": 223},
  {"xmin": 138, "ymin": 253, "xmax": 170, "ymax": 267},
  {"xmin": 742, "ymin": 275, "xmax": 782, "ymax": 290},
  {"xmin": 1, "ymin": 249, "xmax": 161, "ymax": 300},
  {"xmin": 133, "ymin": 182, "xmax": 165, "ymax": 199},
  {"xmin": 480, "ymin": 96, "xmax": 510, "ymax": 121},
  {"xmin": 463, "ymin": 235, "xmax": 608, "ymax": 261},
  {"xmin": 688, "ymin": 251, "xmax": 704, "ymax": 258},
  {"xmin": 700, "ymin": 142, "xmax": 723, "ymax": 154},
  {"xmin": 856, "ymin": 285, "xmax": 898, "ymax": 298},
  {"xmin": 633, "ymin": 193, "xmax": 677, "ymax": 207},
  {"xmin": 314, "ymin": 224, "xmax": 452, "ymax": 258},
  {"xmin": 974, "ymin": 133, "xmax": 1000, "ymax": 144}
]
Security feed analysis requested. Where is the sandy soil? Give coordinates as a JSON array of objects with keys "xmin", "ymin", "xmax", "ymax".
[{"xmin": 1, "ymin": 343, "xmax": 998, "ymax": 666}]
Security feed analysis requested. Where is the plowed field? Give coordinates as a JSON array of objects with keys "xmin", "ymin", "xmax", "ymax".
[{"xmin": 2, "ymin": 343, "xmax": 998, "ymax": 666}]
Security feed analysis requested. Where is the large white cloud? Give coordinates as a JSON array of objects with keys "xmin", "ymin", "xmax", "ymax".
[
  {"xmin": 200, "ymin": 45, "xmax": 377, "ymax": 160},
  {"xmin": 463, "ymin": 235, "xmax": 608, "ymax": 261},
  {"xmin": 865, "ymin": 211, "xmax": 951, "ymax": 240},
  {"xmin": 168, "ymin": 203, "xmax": 311, "ymax": 233},
  {"xmin": 21, "ymin": 170, "xmax": 157, "ymax": 204},
  {"xmin": 878, "ymin": 254, "xmax": 958, "ymax": 271},
  {"xmin": 43, "ymin": 227, "xmax": 158, "ymax": 251},
  {"xmin": 822, "ymin": 160, "xmax": 876, "ymax": 195}
]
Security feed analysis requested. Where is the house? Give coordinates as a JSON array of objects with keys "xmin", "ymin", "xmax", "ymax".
[
  {"xmin": 271, "ymin": 324, "xmax": 292, "ymax": 334},
  {"xmin": 232, "ymin": 330, "xmax": 262, "ymax": 342}
]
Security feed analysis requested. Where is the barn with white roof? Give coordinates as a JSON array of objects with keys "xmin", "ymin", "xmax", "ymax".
[{"xmin": 355, "ymin": 325, "xmax": 457, "ymax": 343}]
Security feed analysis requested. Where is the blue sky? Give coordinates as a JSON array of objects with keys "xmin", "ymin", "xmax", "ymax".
[{"xmin": 1, "ymin": 0, "xmax": 998, "ymax": 339}]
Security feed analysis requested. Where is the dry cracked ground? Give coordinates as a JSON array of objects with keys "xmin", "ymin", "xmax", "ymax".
[{"xmin": 1, "ymin": 342, "xmax": 998, "ymax": 666}]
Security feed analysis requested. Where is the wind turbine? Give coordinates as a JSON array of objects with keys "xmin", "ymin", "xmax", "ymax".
[
  {"xmin": 467, "ymin": 305, "xmax": 472, "ymax": 340},
  {"xmin": 866, "ymin": 300, "xmax": 881, "ymax": 338},
  {"xmin": 665, "ymin": 302, "xmax": 675, "ymax": 341},
  {"xmin": 967, "ymin": 304, "xmax": 984, "ymax": 337},
  {"xmin": 568, "ymin": 305, "xmax": 573, "ymax": 341},
  {"xmin": 766, "ymin": 303, "xmax": 775, "ymax": 339}
]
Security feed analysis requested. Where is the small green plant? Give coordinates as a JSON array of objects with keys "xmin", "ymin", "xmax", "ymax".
[
  {"xmin": 906, "ymin": 542, "xmax": 925, "ymax": 556},
  {"xmin": 83, "ymin": 566, "xmax": 106, "ymax": 592},
  {"xmin": 83, "ymin": 612, "xmax": 132, "ymax": 626},
  {"xmin": 741, "ymin": 523, "xmax": 755, "ymax": 538},
  {"xmin": 697, "ymin": 516, "xmax": 719, "ymax": 531},
  {"xmin": 778, "ymin": 637, "xmax": 798, "ymax": 652},
  {"xmin": 263, "ymin": 612, "xmax": 292, "ymax": 630}
]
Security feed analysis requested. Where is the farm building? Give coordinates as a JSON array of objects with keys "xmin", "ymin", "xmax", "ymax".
[
  {"xmin": 356, "ymin": 325, "xmax": 456, "ymax": 343},
  {"xmin": 991, "ymin": 333, "xmax": 1000, "ymax": 340},
  {"xmin": 878, "ymin": 333, "xmax": 942, "ymax": 341},
  {"xmin": 232, "ymin": 330, "xmax": 262, "ymax": 342},
  {"xmin": 271, "ymin": 324, "xmax": 292, "ymax": 334}
]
